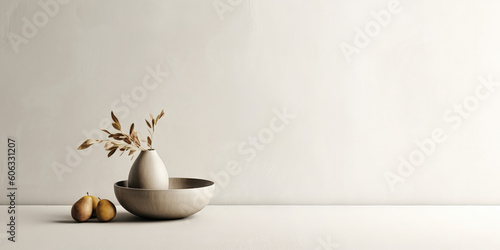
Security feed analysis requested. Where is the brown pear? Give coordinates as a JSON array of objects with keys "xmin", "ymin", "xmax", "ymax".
[
  {"xmin": 89, "ymin": 194, "xmax": 99, "ymax": 218},
  {"xmin": 71, "ymin": 194, "xmax": 93, "ymax": 222},
  {"xmin": 96, "ymin": 198, "xmax": 116, "ymax": 222}
]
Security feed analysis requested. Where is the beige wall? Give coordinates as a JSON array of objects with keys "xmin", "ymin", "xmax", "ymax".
[{"xmin": 1, "ymin": 0, "xmax": 500, "ymax": 205}]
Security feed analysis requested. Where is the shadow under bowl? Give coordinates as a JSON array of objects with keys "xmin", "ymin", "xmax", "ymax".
[{"xmin": 114, "ymin": 178, "xmax": 215, "ymax": 219}]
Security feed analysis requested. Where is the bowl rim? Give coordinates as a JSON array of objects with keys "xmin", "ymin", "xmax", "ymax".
[{"xmin": 114, "ymin": 177, "xmax": 214, "ymax": 191}]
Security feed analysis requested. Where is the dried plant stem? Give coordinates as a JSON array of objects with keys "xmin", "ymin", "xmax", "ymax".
[{"xmin": 77, "ymin": 109, "xmax": 165, "ymax": 159}]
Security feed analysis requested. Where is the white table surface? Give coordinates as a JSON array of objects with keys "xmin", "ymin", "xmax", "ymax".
[{"xmin": 0, "ymin": 205, "xmax": 499, "ymax": 249}]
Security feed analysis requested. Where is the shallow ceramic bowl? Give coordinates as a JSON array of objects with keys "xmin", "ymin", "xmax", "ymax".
[{"xmin": 114, "ymin": 178, "xmax": 215, "ymax": 219}]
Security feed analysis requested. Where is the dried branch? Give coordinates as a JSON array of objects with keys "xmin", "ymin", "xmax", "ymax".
[{"xmin": 77, "ymin": 109, "xmax": 166, "ymax": 159}]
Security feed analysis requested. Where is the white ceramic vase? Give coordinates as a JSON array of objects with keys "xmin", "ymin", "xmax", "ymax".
[{"xmin": 128, "ymin": 150, "xmax": 169, "ymax": 189}]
